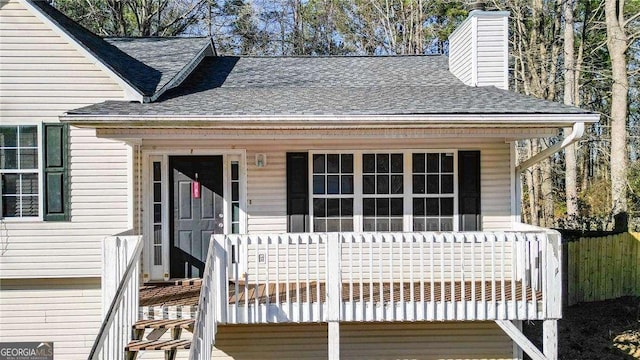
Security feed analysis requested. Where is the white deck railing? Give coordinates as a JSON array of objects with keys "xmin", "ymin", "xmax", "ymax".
[
  {"xmin": 89, "ymin": 231, "xmax": 143, "ymax": 360},
  {"xmin": 188, "ymin": 231, "xmax": 220, "ymax": 360},
  {"xmin": 213, "ymin": 231, "xmax": 561, "ymax": 324}
]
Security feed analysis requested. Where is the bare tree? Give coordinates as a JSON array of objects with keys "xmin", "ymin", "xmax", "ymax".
[
  {"xmin": 604, "ymin": 0, "xmax": 631, "ymax": 227},
  {"xmin": 564, "ymin": 0, "xmax": 578, "ymax": 217}
]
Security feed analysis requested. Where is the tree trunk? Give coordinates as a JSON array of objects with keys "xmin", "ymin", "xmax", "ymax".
[
  {"xmin": 564, "ymin": 0, "xmax": 578, "ymax": 218},
  {"xmin": 604, "ymin": 0, "xmax": 629, "ymax": 218}
]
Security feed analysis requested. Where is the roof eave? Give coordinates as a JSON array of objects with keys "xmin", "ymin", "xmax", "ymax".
[{"xmin": 60, "ymin": 113, "xmax": 601, "ymax": 129}]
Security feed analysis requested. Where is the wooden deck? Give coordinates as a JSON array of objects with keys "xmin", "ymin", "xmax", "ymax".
[
  {"xmin": 228, "ymin": 281, "xmax": 537, "ymax": 304},
  {"xmin": 141, "ymin": 280, "xmax": 537, "ymax": 308}
]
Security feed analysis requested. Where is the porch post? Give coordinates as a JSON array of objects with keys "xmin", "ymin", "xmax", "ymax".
[
  {"xmin": 328, "ymin": 322, "xmax": 340, "ymax": 360},
  {"xmin": 326, "ymin": 233, "xmax": 341, "ymax": 359},
  {"xmin": 543, "ymin": 231, "xmax": 562, "ymax": 360},
  {"xmin": 213, "ymin": 234, "xmax": 228, "ymax": 324},
  {"xmin": 543, "ymin": 320, "xmax": 558, "ymax": 360}
]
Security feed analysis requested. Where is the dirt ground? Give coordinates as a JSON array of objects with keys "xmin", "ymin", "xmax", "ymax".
[{"xmin": 524, "ymin": 296, "xmax": 640, "ymax": 359}]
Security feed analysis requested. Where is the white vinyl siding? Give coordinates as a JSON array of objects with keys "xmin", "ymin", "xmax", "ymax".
[
  {"xmin": 0, "ymin": 278, "xmax": 101, "ymax": 360},
  {"xmin": 0, "ymin": 0, "xmax": 127, "ymax": 122},
  {"xmin": 448, "ymin": 11, "xmax": 508, "ymax": 90},
  {"xmin": 448, "ymin": 18, "xmax": 474, "ymax": 86},
  {"xmin": 210, "ymin": 322, "xmax": 513, "ymax": 359},
  {"xmin": 138, "ymin": 137, "xmax": 514, "ymax": 234},
  {"xmin": 476, "ymin": 16, "xmax": 509, "ymax": 89},
  {"xmin": 0, "ymin": 0, "xmax": 133, "ymax": 278}
]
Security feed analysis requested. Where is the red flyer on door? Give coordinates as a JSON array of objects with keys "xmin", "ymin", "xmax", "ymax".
[{"xmin": 192, "ymin": 181, "xmax": 201, "ymax": 199}]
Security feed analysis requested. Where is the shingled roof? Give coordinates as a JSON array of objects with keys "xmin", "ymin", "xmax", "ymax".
[
  {"xmin": 68, "ymin": 55, "xmax": 595, "ymax": 118},
  {"xmin": 28, "ymin": 0, "xmax": 211, "ymax": 97}
]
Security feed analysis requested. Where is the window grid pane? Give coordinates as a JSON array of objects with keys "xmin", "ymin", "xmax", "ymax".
[
  {"xmin": 312, "ymin": 153, "xmax": 354, "ymax": 232},
  {"xmin": 362, "ymin": 153, "xmax": 403, "ymax": 232},
  {"xmin": 412, "ymin": 152, "xmax": 455, "ymax": 232},
  {"xmin": 1, "ymin": 126, "xmax": 39, "ymax": 217},
  {"xmin": 231, "ymin": 161, "xmax": 241, "ymax": 234},
  {"xmin": 152, "ymin": 161, "xmax": 163, "ymax": 265}
]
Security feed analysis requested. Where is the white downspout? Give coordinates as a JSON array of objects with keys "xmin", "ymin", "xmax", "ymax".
[
  {"xmin": 515, "ymin": 122, "xmax": 585, "ymax": 173},
  {"xmin": 512, "ymin": 122, "xmax": 585, "ymax": 228}
]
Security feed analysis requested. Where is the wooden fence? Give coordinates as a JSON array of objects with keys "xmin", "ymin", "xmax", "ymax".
[{"xmin": 566, "ymin": 232, "xmax": 640, "ymax": 306}]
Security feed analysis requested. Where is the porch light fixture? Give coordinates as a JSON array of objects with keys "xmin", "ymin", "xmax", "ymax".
[{"xmin": 255, "ymin": 153, "xmax": 267, "ymax": 168}]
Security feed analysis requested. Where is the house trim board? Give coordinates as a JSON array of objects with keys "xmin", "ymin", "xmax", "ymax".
[{"xmin": 19, "ymin": 0, "xmax": 144, "ymax": 102}]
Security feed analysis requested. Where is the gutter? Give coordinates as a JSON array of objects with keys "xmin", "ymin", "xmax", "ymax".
[
  {"xmin": 61, "ymin": 113, "xmax": 600, "ymax": 128},
  {"xmin": 515, "ymin": 121, "xmax": 585, "ymax": 173}
]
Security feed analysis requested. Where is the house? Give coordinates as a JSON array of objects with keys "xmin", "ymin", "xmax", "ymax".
[{"xmin": 0, "ymin": 1, "xmax": 600, "ymax": 359}]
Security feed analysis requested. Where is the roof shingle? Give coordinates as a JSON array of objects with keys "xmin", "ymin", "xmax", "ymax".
[{"xmin": 68, "ymin": 56, "xmax": 593, "ymax": 117}]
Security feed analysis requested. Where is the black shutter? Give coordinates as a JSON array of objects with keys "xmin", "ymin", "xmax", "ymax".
[
  {"xmin": 43, "ymin": 123, "xmax": 69, "ymax": 221},
  {"xmin": 287, "ymin": 152, "xmax": 309, "ymax": 232},
  {"xmin": 458, "ymin": 151, "xmax": 481, "ymax": 231}
]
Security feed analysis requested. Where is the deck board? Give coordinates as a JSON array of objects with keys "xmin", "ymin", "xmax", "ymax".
[
  {"xmin": 140, "ymin": 280, "xmax": 538, "ymax": 308},
  {"xmin": 229, "ymin": 281, "xmax": 536, "ymax": 304}
]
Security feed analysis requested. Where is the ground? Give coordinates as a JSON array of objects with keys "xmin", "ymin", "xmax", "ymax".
[{"xmin": 525, "ymin": 296, "xmax": 640, "ymax": 359}]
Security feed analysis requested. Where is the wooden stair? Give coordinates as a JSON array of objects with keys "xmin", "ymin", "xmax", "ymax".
[{"xmin": 127, "ymin": 279, "xmax": 201, "ymax": 360}]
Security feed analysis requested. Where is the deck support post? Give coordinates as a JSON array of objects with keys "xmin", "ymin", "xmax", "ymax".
[
  {"xmin": 543, "ymin": 320, "xmax": 558, "ymax": 360},
  {"xmin": 328, "ymin": 321, "xmax": 340, "ymax": 360},
  {"xmin": 327, "ymin": 233, "xmax": 341, "ymax": 359}
]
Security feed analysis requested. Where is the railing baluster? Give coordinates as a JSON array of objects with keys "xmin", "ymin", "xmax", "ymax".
[
  {"xmin": 471, "ymin": 233, "xmax": 476, "ymax": 320},
  {"xmin": 296, "ymin": 234, "xmax": 301, "ymax": 322},
  {"xmin": 285, "ymin": 235, "xmax": 290, "ymax": 318},
  {"xmin": 378, "ymin": 234, "xmax": 383, "ymax": 320},
  {"xmin": 482, "ymin": 233, "xmax": 488, "ymax": 320},
  {"xmin": 460, "ymin": 234, "xmax": 466, "ymax": 320},
  {"xmin": 500, "ymin": 233, "xmax": 506, "ymax": 319},
  {"xmin": 316, "ymin": 234, "xmax": 321, "ymax": 321},
  {"xmin": 304, "ymin": 235, "xmax": 309, "ymax": 321},
  {"xmin": 510, "ymin": 233, "xmax": 517, "ymax": 319},
  {"xmin": 419, "ymin": 233, "xmax": 425, "ymax": 320},
  {"xmin": 368, "ymin": 233, "xmax": 374, "ymax": 320},
  {"xmin": 409, "ymin": 233, "xmax": 414, "ymax": 321},
  {"xmin": 449, "ymin": 233, "xmax": 456, "ymax": 320},
  {"xmin": 429, "ymin": 234, "xmax": 434, "ymax": 320},
  {"xmin": 491, "ymin": 233, "xmax": 496, "ymax": 318},
  {"xmin": 276, "ymin": 235, "xmax": 280, "ymax": 319},
  {"xmin": 439, "ymin": 234, "xmax": 445, "ymax": 320},
  {"xmin": 266, "ymin": 235, "xmax": 270, "ymax": 323},
  {"xmin": 254, "ymin": 236, "xmax": 260, "ymax": 323},
  {"xmin": 389, "ymin": 234, "xmax": 394, "ymax": 321},
  {"xmin": 349, "ymin": 234, "xmax": 354, "ymax": 321}
]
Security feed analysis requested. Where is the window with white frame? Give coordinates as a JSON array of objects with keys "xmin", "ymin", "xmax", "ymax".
[
  {"xmin": 308, "ymin": 150, "xmax": 458, "ymax": 233},
  {"xmin": 412, "ymin": 152, "xmax": 455, "ymax": 231},
  {"xmin": 312, "ymin": 153, "xmax": 354, "ymax": 232},
  {"xmin": 1, "ymin": 126, "xmax": 39, "ymax": 218}
]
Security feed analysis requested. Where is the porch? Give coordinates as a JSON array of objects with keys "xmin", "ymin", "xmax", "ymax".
[
  {"xmin": 212, "ymin": 230, "xmax": 559, "ymax": 324},
  {"xmin": 93, "ymin": 227, "xmax": 560, "ymax": 359}
]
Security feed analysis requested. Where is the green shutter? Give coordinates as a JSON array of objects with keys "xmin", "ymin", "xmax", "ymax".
[{"xmin": 43, "ymin": 123, "xmax": 69, "ymax": 221}]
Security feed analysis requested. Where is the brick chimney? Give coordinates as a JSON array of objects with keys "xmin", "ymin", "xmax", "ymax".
[{"xmin": 448, "ymin": 10, "xmax": 510, "ymax": 90}]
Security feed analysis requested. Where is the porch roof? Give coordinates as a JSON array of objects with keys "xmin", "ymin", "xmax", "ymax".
[{"xmin": 64, "ymin": 56, "xmax": 598, "ymax": 125}]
